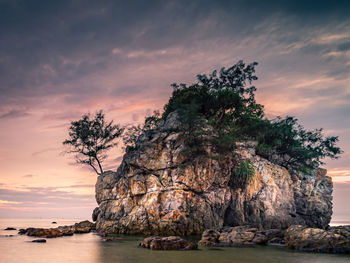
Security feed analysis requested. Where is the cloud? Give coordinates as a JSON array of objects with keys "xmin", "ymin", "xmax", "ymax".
[
  {"xmin": 0, "ymin": 185, "xmax": 95, "ymax": 209},
  {"xmin": 31, "ymin": 147, "xmax": 60, "ymax": 156},
  {"xmin": 0, "ymin": 109, "xmax": 30, "ymax": 119},
  {"xmin": 22, "ymin": 174, "xmax": 34, "ymax": 178}
]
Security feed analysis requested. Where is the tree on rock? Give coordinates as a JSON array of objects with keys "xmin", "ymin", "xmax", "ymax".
[{"xmin": 63, "ymin": 110, "xmax": 123, "ymax": 175}]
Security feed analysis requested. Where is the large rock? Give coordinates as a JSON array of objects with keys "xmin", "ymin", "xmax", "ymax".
[
  {"xmin": 95, "ymin": 112, "xmax": 333, "ymax": 235},
  {"xmin": 140, "ymin": 236, "xmax": 197, "ymax": 250},
  {"xmin": 199, "ymin": 226, "xmax": 284, "ymax": 247},
  {"xmin": 284, "ymin": 225, "xmax": 350, "ymax": 253}
]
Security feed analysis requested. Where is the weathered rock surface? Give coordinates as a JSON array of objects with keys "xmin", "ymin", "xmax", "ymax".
[
  {"xmin": 199, "ymin": 226, "xmax": 284, "ymax": 247},
  {"xmin": 284, "ymin": 225, "xmax": 350, "ymax": 253},
  {"xmin": 140, "ymin": 236, "xmax": 197, "ymax": 250},
  {"xmin": 95, "ymin": 112, "xmax": 333, "ymax": 235},
  {"xmin": 19, "ymin": 220, "xmax": 95, "ymax": 238}
]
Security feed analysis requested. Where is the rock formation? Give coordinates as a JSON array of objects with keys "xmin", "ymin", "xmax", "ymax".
[
  {"xmin": 284, "ymin": 225, "xmax": 350, "ymax": 253},
  {"xmin": 198, "ymin": 227, "xmax": 284, "ymax": 247},
  {"xmin": 140, "ymin": 236, "xmax": 197, "ymax": 250},
  {"xmin": 19, "ymin": 220, "xmax": 95, "ymax": 238},
  {"xmin": 94, "ymin": 112, "xmax": 333, "ymax": 236}
]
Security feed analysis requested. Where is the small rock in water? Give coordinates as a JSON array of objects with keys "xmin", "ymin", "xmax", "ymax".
[
  {"xmin": 32, "ymin": 239, "xmax": 46, "ymax": 243},
  {"xmin": 19, "ymin": 220, "xmax": 95, "ymax": 238},
  {"xmin": 51, "ymin": 221, "xmax": 57, "ymax": 224},
  {"xmin": 4, "ymin": 227, "xmax": 16, "ymax": 231},
  {"xmin": 140, "ymin": 236, "xmax": 197, "ymax": 250}
]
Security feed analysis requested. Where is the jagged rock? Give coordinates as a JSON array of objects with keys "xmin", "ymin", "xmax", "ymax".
[
  {"xmin": 56, "ymin": 225, "xmax": 75, "ymax": 236},
  {"xmin": 284, "ymin": 225, "xmax": 350, "ymax": 253},
  {"xmin": 95, "ymin": 112, "xmax": 333, "ymax": 235},
  {"xmin": 198, "ymin": 229, "xmax": 221, "ymax": 246},
  {"xmin": 32, "ymin": 239, "xmax": 46, "ymax": 243},
  {"xmin": 92, "ymin": 207, "xmax": 100, "ymax": 222},
  {"xmin": 20, "ymin": 220, "xmax": 95, "ymax": 238},
  {"xmin": 140, "ymin": 236, "xmax": 197, "ymax": 250},
  {"xmin": 199, "ymin": 226, "xmax": 283, "ymax": 247},
  {"xmin": 26, "ymin": 228, "xmax": 63, "ymax": 238},
  {"xmin": 74, "ymin": 220, "xmax": 95, "ymax": 233},
  {"xmin": 4, "ymin": 227, "xmax": 16, "ymax": 230}
]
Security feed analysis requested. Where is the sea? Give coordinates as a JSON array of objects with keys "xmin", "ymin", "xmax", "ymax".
[{"xmin": 0, "ymin": 219, "xmax": 349, "ymax": 263}]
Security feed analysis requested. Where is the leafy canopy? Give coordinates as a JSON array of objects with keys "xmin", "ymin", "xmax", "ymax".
[
  {"xmin": 162, "ymin": 60, "xmax": 342, "ymax": 172},
  {"xmin": 63, "ymin": 110, "xmax": 123, "ymax": 175}
]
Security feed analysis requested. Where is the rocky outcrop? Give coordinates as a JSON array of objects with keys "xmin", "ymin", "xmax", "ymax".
[
  {"xmin": 140, "ymin": 236, "xmax": 197, "ymax": 250},
  {"xmin": 198, "ymin": 227, "xmax": 284, "ymax": 247},
  {"xmin": 19, "ymin": 220, "xmax": 95, "ymax": 238},
  {"xmin": 95, "ymin": 112, "xmax": 333, "ymax": 235},
  {"xmin": 284, "ymin": 225, "xmax": 350, "ymax": 253}
]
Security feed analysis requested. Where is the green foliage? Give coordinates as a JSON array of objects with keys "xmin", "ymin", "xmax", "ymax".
[
  {"xmin": 161, "ymin": 60, "xmax": 342, "ymax": 172},
  {"xmin": 231, "ymin": 160, "xmax": 255, "ymax": 188},
  {"xmin": 163, "ymin": 61, "xmax": 263, "ymax": 159},
  {"xmin": 63, "ymin": 110, "xmax": 123, "ymax": 175},
  {"xmin": 255, "ymin": 116, "xmax": 342, "ymax": 171}
]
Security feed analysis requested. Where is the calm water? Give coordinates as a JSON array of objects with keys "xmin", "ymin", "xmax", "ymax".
[{"xmin": 0, "ymin": 219, "xmax": 349, "ymax": 263}]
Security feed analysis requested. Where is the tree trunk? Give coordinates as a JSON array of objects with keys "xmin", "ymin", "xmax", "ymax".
[{"xmin": 96, "ymin": 158, "xmax": 103, "ymax": 174}]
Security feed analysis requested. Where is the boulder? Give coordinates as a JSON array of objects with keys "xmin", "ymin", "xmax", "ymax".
[
  {"xmin": 32, "ymin": 239, "xmax": 46, "ymax": 243},
  {"xmin": 284, "ymin": 225, "xmax": 350, "ymax": 253},
  {"xmin": 20, "ymin": 220, "xmax": 95, "ymax": 238},
  {"xmin": 140, "ymin": 236, "xmax": 197, "ymax": 250},
  {"xmin": 198, "ymin": 229, "xmax": 220, "ymax": 246},
  {"xmin": 57, "ymin": 225, "xmax": 75, "ymax": 236},
  {"xmin": 26, "ymin": 228, "xmax": 63, "ymax": 238},
  {"xmin": 74, "ymin": 220, "xmax": 95, "ymax": 233},
  {"xmin": 4, "ymin": 227, "xmax": 16, "ymax": 230},
  {"xmin": 199, "ymin": 226, "xmax": 284, "ymax": 247}
]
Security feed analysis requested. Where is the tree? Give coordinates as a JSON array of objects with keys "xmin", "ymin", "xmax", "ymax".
[
  {"xmin": 63, "ymin": 110, "xmax": 124, "ymax": 175},
  {"xmin": 162, "ymin": 60, "xmax": 342, "ymax": 172}
]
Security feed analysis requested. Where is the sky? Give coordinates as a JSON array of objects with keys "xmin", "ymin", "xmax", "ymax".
[{"xmin": 0, "ymin": 0, "xmax": 349, "ymax": 221}]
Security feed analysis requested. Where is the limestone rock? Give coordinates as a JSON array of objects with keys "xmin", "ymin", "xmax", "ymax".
[
  {"xmin": 95, "ymin": 113, "xmax": 333, "ymax": 235},
  {"xmin": 20, "ymin": 220, "xmax": 95, "ymax": 238},
  {"xmin": 284, "ymin": 225, "xmax": 350, "ymax": 253},
  {"xmin": 74, "ymin": 220, "xmax": 95, "ymax": 233},
  {"xmin": 199, "ymin": 226, "xmax": 283, "ymax": 247},
  {"xmin": 92, "ymin": 207, "xmax": 100, "ymax": 222},
  {"xmin": 140, "ymin": 236, "xmax": 197, "ymax": 250},
  {"xmin": 26, "ymin": 228, "xmax": 63, "ymax": 238}
]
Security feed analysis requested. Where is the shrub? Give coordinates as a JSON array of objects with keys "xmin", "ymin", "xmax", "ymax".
[{"xmin": 231, "ymin": 160, "xmax": 255, "ymax": 188}]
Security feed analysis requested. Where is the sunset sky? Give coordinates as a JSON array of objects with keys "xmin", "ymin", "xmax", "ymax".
[{"xmin": 0, "ymin": 0, "xmax": 349, "ymax": 221}]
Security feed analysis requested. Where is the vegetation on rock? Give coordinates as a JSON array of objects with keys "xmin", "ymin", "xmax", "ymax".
[
  {"xmin": 160, "ymin": 60, "xmax": 342, "ymax": 172},
  {"xmin": 230, "ymin": 160, "xmax": 255, "ymax": 188},
  {"xmin": 63, "ymin": 110, "xmax": 123, "ymax": 174},
  {"xmin": 64, "ymin": 61, "xmax": 342, "ymax": 176}
]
